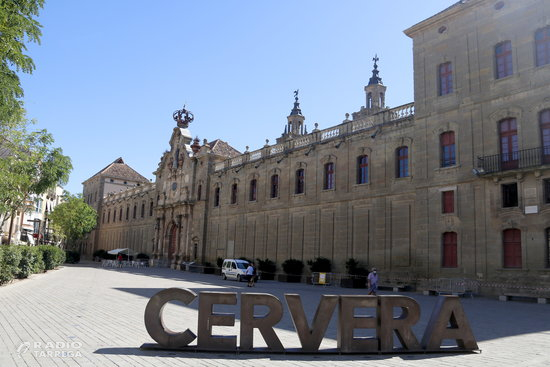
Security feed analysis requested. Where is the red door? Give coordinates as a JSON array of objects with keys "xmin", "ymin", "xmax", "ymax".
[
  {"xmin": 503, "ymin": 229, "xmax": 522, "ymax": 268},
  {"xmin": 500, "ymin": 119, "xmax": 518, "ymax": 170}
]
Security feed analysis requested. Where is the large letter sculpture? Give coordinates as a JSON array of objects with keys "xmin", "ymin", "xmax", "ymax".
[{"xmin": 144, "ymin": 288, "xmax": 197, "ymax": 348}]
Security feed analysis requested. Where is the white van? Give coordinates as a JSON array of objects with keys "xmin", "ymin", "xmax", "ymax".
[{"xmin": 221, "ymin": 259, "xmax": 250, "ymax": 281}]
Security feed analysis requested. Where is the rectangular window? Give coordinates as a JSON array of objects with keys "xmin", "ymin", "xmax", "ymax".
[
  {"xmin": 214, "ymin": 187, "xmax": 220, "ymax": 207},
  {"xmin": 502, "ymin": 183, "xmax": 518, "ymax": 208},
  {"xmin": 357, "ymin": 155, "xmax": 369, "ymax": 184},
  {"xmin": 541, "ymin": 110, "xmax": 550, "ymax": 164},
  {"xmin": 396, "ymin": 147, "xmax": 409, "ymax": 178},
  {"xmin": 271, "ymin": 175, "xmax": 279, "ymax": 198},
  {"xmin": 536, "ymin": 26, "xmax": 550, "ymax": 67},
  {"xmin": 249, "ymin": 179, "xmax": 257, "ymax": 201},
  {"xmin": 442, "ymin": 190, "xmax": 455, "ymax": 214},
  {"xmin": 295, "ymin": 169, "xmax": 305, "ymax": 194},
  {"xmin": 324, "ymin": 163, "xmax": 335, "ymax": 190},
  {"xmin": 439, "ymin": 62, "xmax": 453, "ymax": 96},
  {"xmin": 546, "ymin": 228, "xmax": 550, "ymax": 268},
  {"xmin": 442, "ymin": 232, "xmax": 458, "ymax": 268},
  {"xmin": 544, "ymin": 179, "xmax": 550, "ymax": 204},
  {"xmin": 500, "ymin": 118, "xmax": 518, "ymax": 170},
  {"xmin": 231, "ymin": 183, "xmax": 238, "ymax": 204},
  {"xmin": 496, "ymin": 41, "xmax": 513, "ymax": 79},
  {"xmin": 440, "ymin": 131, "xmax": 456, "ymax": 167}
]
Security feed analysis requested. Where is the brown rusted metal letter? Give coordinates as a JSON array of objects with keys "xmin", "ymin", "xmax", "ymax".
[
  {"xmin": 144, "ymin": 288, "xmax": 197, "ymax": 348},
  {"xmin": 197, "ymin": 292, "xmax": 237, "ymax": 351},
  {"xmin": 337, "ymin": 295, "xmax": 378, "ymax": 353},
  {"xmin": 285, "ymin": 294, "xmax": 338, "ymax": 352},
  {"xmin": 240, "ymin": 293, "xmax": 284, "ymax": 351},
  {"xmin": 421, "ymin": 295, "xmax": 479, "ymax": 351},
  {"xmin": 379, "ymin": 295, "xmax": 421, "ymax": 352}
]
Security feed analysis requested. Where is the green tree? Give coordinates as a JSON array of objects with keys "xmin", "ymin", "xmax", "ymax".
[
  {"xmin": 0, "ymin": 124, "xmax": 72, "ymax": 243},
  {"xmin": 48, "ymin": 194, "xmax": 97, "ymax": 250},
  {"xmin": 0, "ymin": 0, "xmax": 45, "ymax": 124}
]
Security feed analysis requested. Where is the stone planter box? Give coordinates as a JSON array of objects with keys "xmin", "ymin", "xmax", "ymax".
[
  {"xmin": 278, "ymin": 274, "xmax": 302, "ymax": 283},
  {"xmin": 341, "ymin": 277, "xmax": 367, "ymax": 288}
]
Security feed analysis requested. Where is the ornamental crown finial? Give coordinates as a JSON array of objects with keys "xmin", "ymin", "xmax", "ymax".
[{"xmin": 173, "ymin": 105, "xmax": 194, "ymax": 128}]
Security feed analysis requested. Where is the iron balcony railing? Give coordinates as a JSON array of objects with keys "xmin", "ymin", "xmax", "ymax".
[{"xmin": 477, "ymin": 146, "xmax": 550, "ymax": 174}]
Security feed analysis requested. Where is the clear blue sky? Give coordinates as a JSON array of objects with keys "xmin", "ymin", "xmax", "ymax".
[{"xmin": 20, "ymin": 0, "xmax": 457, "ymax": 195}]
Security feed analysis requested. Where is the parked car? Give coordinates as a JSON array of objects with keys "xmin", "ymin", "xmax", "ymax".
[{"xmin": 221, "ymin": 259, "xmax": 249, "ymax": 281}]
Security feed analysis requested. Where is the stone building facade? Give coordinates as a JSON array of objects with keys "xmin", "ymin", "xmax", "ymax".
[{"xmin": 84, "ymin": 0, "xmax": 550, "ymax": 293}]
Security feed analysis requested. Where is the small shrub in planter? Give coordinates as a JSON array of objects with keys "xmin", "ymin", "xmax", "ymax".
[
  {"xmin": 341, "ymin": 258, "xmax": 368, "ymax": 288},
  {"xmin": 256, "ymin": 258, "xmax": 276, "ymax": 280},
  {"xmin": 307, "ymin": 257, "xmax": 332, "ymax": 273},
  {"xmin": 93, "ymin": 249, "xmax": 108, "ymax": 260},
  {"xmin": 203, "ymin": 261, "xmax": 215, "ymax": 274},
  {"xmin": 65, "ymin": 250, "xmax": 80, "ymax": 264},
  {"xmin": 281, "ymin": 258, "xmax": 304, "ymax": 282}
]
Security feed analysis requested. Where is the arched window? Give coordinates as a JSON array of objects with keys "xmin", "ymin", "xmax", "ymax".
[
  {"xmin": 102, "ymin": 212, "xmax": 105, "ymax": 224},
  {"xmin": 440, "ymin": 131, "xmax": 456, "ymax": 167},
  {"xmin": 149, "ymin": 201, "xmax": 154, "ymax": 216},
  {"xmin": 535, "ymin": 26, "xmax": 550, "ymax": 67},
  {"xmin": 546, "ymin": 228, "xmax": 550, "ymax": 268},
  {"xmin": 119, "ymin": 208, "xmax": 122, "ymax": 221},
  {"xmin": 396, "ymin": 146, "xmax": 409, "ymax": 178},
  {"xmin": 133, "ymin": 205, "xmax": 137, "ymax": 219},
  {"xmin": 295, "ymin": 169, "xmax": 305, "ymax": 194},
  {"xmin": 357, "ymin": 155, "xmax": 369, "ymax": 184},
  {"xmin": 540, "ymin": 109, "xmax": 550, "ymax": 164},
  {"xmin": 271, "ymin": 175, "xmax": 279, "ymax": 198},
  {"xmin": 499, "ymin": 118, "xmax": 518, "ymax": 170},
  {"xmin": 324, "ymin": 163, "xmax": 335, "ymax": 190},
  {"xmin": 126, "ymin": 206, "xmax": 129, "ymax": 220},
  {"xmin": 249, "ymin": 179, "xmax": 257, "ymax": 201},
  {"xmin": 367, "ymin": 92, "xmax": 372, "ymax": 109},
  {"xmin": 141, "ymin": 203, "xmax": 145, "ymax": 218},
  {"xmin": 231, "ymin": 183, "xmax": 238, "ymax": 204},
  {"xmin": 495, "ymin": 41, "xmax": 513, "ymax": 79},
  {"xmin": 197, "ymin": 184, "xmax": 202, "ymax": 201},
  {"xmin": 107, "ymin": 210, "xmax": 111, "ymax": 223},
  {"xmin": 439, "ymin": 62, "xmax": 453, "ymax": 95},
  {"xmin": 503, "ymin": 229, "xmax": 522, "ymax": 268},
  {"xmin": 442, "ymin": 232, "xmax": 457, "ymax": 268},
  {"xmin": 214, "ymin": 187, "xmax": 220, "ymax": 207}
]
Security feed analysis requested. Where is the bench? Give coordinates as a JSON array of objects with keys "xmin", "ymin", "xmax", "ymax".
[
  {"xmin": 379, "ymin": 283, "xmax": 408, "ymax": 292},
  {"xmin": 423, "ymin": 278, "xmax": 476, "ymax": 298},
  {"xmin": 499, "ymin": 293, "xmax": 549, "ymax": 304}
]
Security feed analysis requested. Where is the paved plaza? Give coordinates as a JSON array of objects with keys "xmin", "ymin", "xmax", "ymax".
[{"xmin": 0, "ymin": 262, "xmax": 549, "ymax": 366}]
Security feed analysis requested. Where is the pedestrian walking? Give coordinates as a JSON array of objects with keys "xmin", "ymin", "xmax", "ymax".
[
  {"xmin": 367, "ymin": 267, "xmax": 378, "ymax": 295},
  {"xmin": 246, "ymin": 262, "xmax": 256, "ymax": 287}
]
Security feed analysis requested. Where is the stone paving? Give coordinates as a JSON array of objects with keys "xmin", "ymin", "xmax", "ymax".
[{"xmin": 0, "ymin": 262, "xmax": 549, "ymax": 366}]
